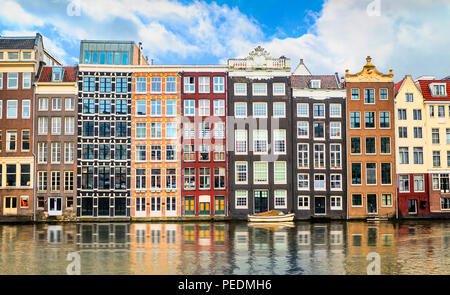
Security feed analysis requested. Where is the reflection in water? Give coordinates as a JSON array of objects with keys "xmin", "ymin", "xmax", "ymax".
[{"xmin": 0, "ymin": 221, "xmax": 449, "ymax": 275}]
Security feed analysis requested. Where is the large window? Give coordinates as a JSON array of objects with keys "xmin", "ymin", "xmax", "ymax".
[
  {"xmin": 350, "ymin": 112, "xmax": 360, "ymax": 128},
  {"xmin": 414, "ymin": 175, "xmax": 424, "ymax": 192},
  {"xmin": 98, "ymin": 167, "xmax": 110, "ymax": 189},
  {"xmin": 136, "ymin": 100, "xmax": 146, "ymax": 116},
  {"xmin": 115, "ymin": 167, "xmax": 127, "ymax": 190},
  {"xmin": 214, "ymin": 99, "xmax": 225, "ymax": 116},
  {"xmin": 313, "ymin": 122, "xmax": 324, "ymax": 139},
  {"xmin": 151, "ymin": 100, "xmax": 162, "ymax": 117},
  {"xmin": 297, "ymin": 144, "xmax": 308, "ymax": 168},
  {"xmin": 364, "ymin": 89, "xmax": 374, "ymax": 103},
  {"xmin": 235, "ymin": 162, "xmax": 248, "ymax": 184},
  {"xmin": 234, "ymin": 83, "xmax": 247, "ymax": 95},
  {"xmin": 7, "ymin": 100, "xmax": 18, "ymax": 119},
  {"xmin": 330, "ymin": 144, "xmax": 341, "ymax": 168},
  {"xmin": 151, "ymin": 122, "xmax": 162, "ymax": 139},
  {"xmin": 7, "ymin": 73, "xmax": 18, "ymax": 89},
  {"xmin": 135, "ymin": 169, "xmax": 146, "ymax": 190},
  {"xmin": 116, "ymin": 122, "xmax": 127, "ymax": 137},
  {"xmin": 199, "ymin": 100, "xmax": 210, "ymax": 116},
  {"xmin": 399, "ymin": 175, "xmax": 409, "ymax": 192},
  {"xmin": 235, "ymin": 130, "xmax": 247, "ymax": 154},
  {"xmin": 199, "ymin": 76, "xmax": 210, "ymax": 93},
  {"xmin": 351, "ymin": 137, "xmax": 361, "ymax": 154},
  {"xmin": 254, "ymin": 162, "xmax": 268, "ymax": 184},
  {"xmin": 199, "ymin": 168, "xmax": 211, "ymax": 189},
  {"xmin": 184, "ymin": 77, "xmax": 195, "ymax": 93},
  {"xmin": 6, "ymin": 131, "xmax": 17, "ymax": 152},
  {"xmin": 365, "ymin": 112, "xmax": 375, "ymax": 128},
  {"xmin": 313, "ymin": 104, "xmax": 325, "ymax": 118},
  {"xmin": 150, "ymin": 77, "xmax": 162, "ymax": 93},
  {"xmin": 184, "ymin": 168, "xmax": 195, "ymax": 190},
  {"xmin": 351, "ymin": 163, "xmax": 362, "ymax": 185},
  {"xmin": 83, "ymin": 77, "xmax": 95, "ymax": 92},
  {"xmin": 380, "ymin": 137, "xmax": 390, "ymax": 154},
  {"xmin": 234, "ymin": 102, "xmax": 247, "ymax": 117},
  {"xmin": 184, "ymin": 100, "xmax": 195, "ymax": 116},
  {"xmin": 252, "ymin": 83, "xmax": 267, "ymax": 96},
  {"xmin": 273, "ymin": 129, "xmax": 286, "ymax": 154},
  {"xmin": 274, "ymin": 161, "xmax": 287, "ymax": 184},
  {"xmin": 99, "ymin": 78, "xmax": 111, "ymax": 93},
  {"xmin": 366, "ymin": 163, "xmax": 377, "ymax": 185},
  {"xmin": 297, "ymin": 174, "xmax": 309, "ymax": 190},
  {"xmin": 151, "ymin": 169, "xmax": 161, "ymax": 189},
  {"xmin": 253, "ymin": 102, "xmax": 267, "ymax": 117},
  {"xmin": 297, "ymin": 121, "xmax": 308, "ymax": 138},
  {"xmin": 214, "ymin": 167, "xmax": 226, "ymax": 189},
  {"xmin": 365, "ymin": 137, "xmax": 376, "ymax": 154},
  {"xmin": 379, "ymin": 112, "xmax": 390, "ymax": 128},
  {"xmin": 413, "ymin": 147, "xmax": 424, "ymax": 164},
  {"xmin": 314, "ymin": 144, "xmax": 325, "ymax": 168},
  {"xmin": 213, "ymin": 76, "xmax": 224, "ymax": 93},
  {"xmin": 253, "ymin": 130, "xmax": 268, "ymax": 154},
  {"xmin": 399, "ymin": 147, "xmax": 409, "ymax": 164},
  {"xmin": 99, "ymin": 122, "xmax": 110, "ymax": 137},
  {"xmin": 136, "ymin": 77, "xmax": 147, "ymax": 93},
  {"xmin": 381, "ymin": 163, "xmax": 392, "ymax": 185}
]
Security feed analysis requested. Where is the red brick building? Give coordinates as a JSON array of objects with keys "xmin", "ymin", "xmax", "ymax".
[{"xmin": 180, "ymin": 69, "xmax": 228, "ymax": 218}]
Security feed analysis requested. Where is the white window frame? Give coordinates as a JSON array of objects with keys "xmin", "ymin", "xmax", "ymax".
[
  {"xmin": 273, "ymin": 102, "xmax": 286, "ymax": 118},
  {"xmin": 198, "ymin": 76, "xmax": 210, "ymax": 93},
  {"xmin": 235, "ymin": 191, "xmax": 248, "ymax": 209},
  {"xmin": 234, "ymin": 102, "xmax": 247, "ymax": 118},
  {"xmin": 272, "ymin": 83, "xmax": 285, "ymax": 96},
  {"xmin": 235, "ymin": 162, "xmax": 248, "ymax": 184},
  {"xmin": 253, "ymin": 102, "xmax": 267, "ymax": 118},
  {"xmin": 234, "ymin": 83, "xmax": 247, "ymax": 96},
  {"xmin": 253, "ymin": 161, "xmax": 269, "ymax": 184},
  {"xmin": 252, "ymin": 83, "xmax": 267, "ymax": 96}
]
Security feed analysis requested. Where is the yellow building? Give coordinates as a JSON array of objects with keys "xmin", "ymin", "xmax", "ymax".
[{"xmin": 394, "ymin": 75, "xmax": 429, "ymax": 217}]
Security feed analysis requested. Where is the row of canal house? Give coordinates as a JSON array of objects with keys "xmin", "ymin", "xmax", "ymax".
[{"xmin": 1, "ymin": 35, "xmax": 449, "ymax": 221}]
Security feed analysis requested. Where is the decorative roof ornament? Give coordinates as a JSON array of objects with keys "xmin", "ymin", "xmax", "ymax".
[
  {"xmin": 227, "ymin": 45, "xmax": 291, "ymax": 76},
  {"xmin": 345, "ymin": 56, "xmax": 393, "ymax": 82}
]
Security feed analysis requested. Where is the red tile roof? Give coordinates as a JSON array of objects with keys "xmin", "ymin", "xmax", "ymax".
[
  {"xmin": 394, "ymin": 78, "xmax": 405, "ymax": 96},
  {"xmin": 38, "ymin": 66, "xmax": 77, "ymax": 83},
  {"xmin": 417, "ymin": 80, "xmax": 450, "ymax": 101}
]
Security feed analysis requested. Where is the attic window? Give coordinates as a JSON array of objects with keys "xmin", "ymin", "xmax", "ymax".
[
  {"xmin": 23, "ymin": 52, "xmax": 32, "ymax": 59},
  {"xmin": 8, "ymin": 52, "xmax": 19, "ymax": 60},
  {"xmin": 51, "ymin": 67, "xmax": 64, "ymax": 82},
  {"xmin": 310, "ymin": 80, "xmax": 321, "ymax": 88},
  {"xmin": 431, "ymin": 84, "xmax": 446, "ymax": 96}
]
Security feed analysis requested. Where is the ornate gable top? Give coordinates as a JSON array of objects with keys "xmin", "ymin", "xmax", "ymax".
[
  {"xmin": 228, "ymin": 46, "xmax": 291, "ymax": 73},
  {"xmin": 345, "ymin": 56, "xmax": 393, "ymax": 82}
]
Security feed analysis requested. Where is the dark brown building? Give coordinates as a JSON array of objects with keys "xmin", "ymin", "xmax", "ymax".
[
  {"xmin": 228, "ymin": 47, "xmax": 293, "ymax": 218},
  {"xmin": 35, "ymin": 66, "xmax": 78, "ymax": 220},
  {"xmin": 291, "ymin": 59, "xmax": 347, "ymax": 219}
]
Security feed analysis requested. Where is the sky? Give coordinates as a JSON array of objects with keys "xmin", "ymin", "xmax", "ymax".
[{"xmin": 0, "ymin": 0, "xmax": 449, "ymax": 81}]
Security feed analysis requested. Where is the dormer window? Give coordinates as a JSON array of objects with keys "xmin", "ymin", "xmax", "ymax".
[
  {"xmin": 310, "ymin": 80, "xmax": 321, "ymax": 88},
  {"xmin": 23, "ymin": 51, "xmax": 32, "ymax": 60},
  {"xmin": 8, "ymin": 52, "xmax": 19, "ymax": 60},
  {"xmin": 431, "ymin": 84, "xmax": 446, "ymax": 96},
  {"xmin": 51, "ymin": 67, "xmax": 64, "ymax": 82}
]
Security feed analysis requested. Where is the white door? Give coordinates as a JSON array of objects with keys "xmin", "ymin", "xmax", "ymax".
[
  {"xmin": 3, "ymin": 197, "xmax": 17, "ymax": 215},
  {"xmin": 166, "ymin": 196, "xmax": 177, "ymax": 217},
  {"xmin": 135, "ymin": 197, "xmax": 146, "ymax": 218},
  {"xmin": 150, "ymin": 197, "xmax": 161, "ymax": 217},
  {"xmin": 48, "ymin": 197, "xmax": 62, "ymax": 216}
]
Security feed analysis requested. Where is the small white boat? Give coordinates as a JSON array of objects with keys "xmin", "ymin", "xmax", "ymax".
[{"xmin": 248, "ymin": 212, "xmax": 295, "ymax": 222}]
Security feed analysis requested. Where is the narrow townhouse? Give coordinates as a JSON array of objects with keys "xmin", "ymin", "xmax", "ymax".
[
  {"xmin": 394, "ymin": 75, "xmax": 430, "ymax": 218},
  {"xmin": 345, "ymin": 57, "xmax": 396, "ymax": 219},
  {"xmin": 228, "ymin": 46, "xmax": 293, "ymax": 219},
  {"xmin": 77, "ymin": 40, "xmax": 147, "ymax": 219},
  {"xmin": 180, "ymin": 68, "xmax": 228, "ymax": 218},
  {"xmin": 131, "ymin": 68, "xmax": 181, "ymax": 219},
  {"xmin": 35, "ymin": 66, "xmax": 78, "ymax": 220},
  {"xmin": 291, "ymin": 59, "xmax": 347, "ymax": 219},
  {"xmin": 0, "ymin": 33, "xmax": 61, "ymax": 221},
  {"xmin": 417, "ymin": 77, "xmax": 450, "ymax": 217}
]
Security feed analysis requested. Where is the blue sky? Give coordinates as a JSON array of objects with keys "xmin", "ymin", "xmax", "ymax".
[{"xmin": 0, "ymin": 0, "xmax": 449, "ymax": 80}]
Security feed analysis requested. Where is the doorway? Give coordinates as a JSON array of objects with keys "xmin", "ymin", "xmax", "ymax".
[
  {"xmin": 48, "ymin": 197, "xmax": 62, "ymax": 216},
  {"xmin": 367, "ymin": 194, "xmax": 378, "ymax": 214},
  {"xmin": 314, "ymin": 196, "xmax": 326, "ymax": 215},
  {"xmin": 254, "ymin": 190, "xmax": 268, "ymax": 214}
]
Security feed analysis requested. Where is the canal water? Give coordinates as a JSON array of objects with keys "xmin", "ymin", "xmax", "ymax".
[{"xmin": 0, "ymin": 221, "xmax": 449, "ymax": 275}]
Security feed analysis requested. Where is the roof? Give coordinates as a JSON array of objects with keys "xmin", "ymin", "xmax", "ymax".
[
  {"xmin": 38, "ymin": 66, "xmax": 77, "ymax": 83},
  {"xmin": 442, "ymin": 75, "xmax": 450, "ymax": 80},
  {"xmin": 417, "ymin": 79, "xmax": 450, "ymax": 101},
  {"xmin": 0, "ymin": 34, "xmax": 40, "ymax": 50},
  {"xmin": 291, "ymin": 75, "xmax": 339, "ymax": 89},
  {"xmin": 394, "ymin": 78, "xmax": 405, "ymax": 96},
  {"xmin": 292, "ymin": 59, "xmax": 311, "ymax": 75}
]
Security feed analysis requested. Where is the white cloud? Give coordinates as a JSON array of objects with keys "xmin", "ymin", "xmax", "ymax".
[
  {"xmin": 0, "ymin": 0, "xmax": 44, "ymax": 27},
  {"xmin": 256, "ymin": 0, "xmax": 450, "ymax": 79},
  {"xmin": 0, "ymin": 0, "xmax": 448, "ymax": 79}
]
